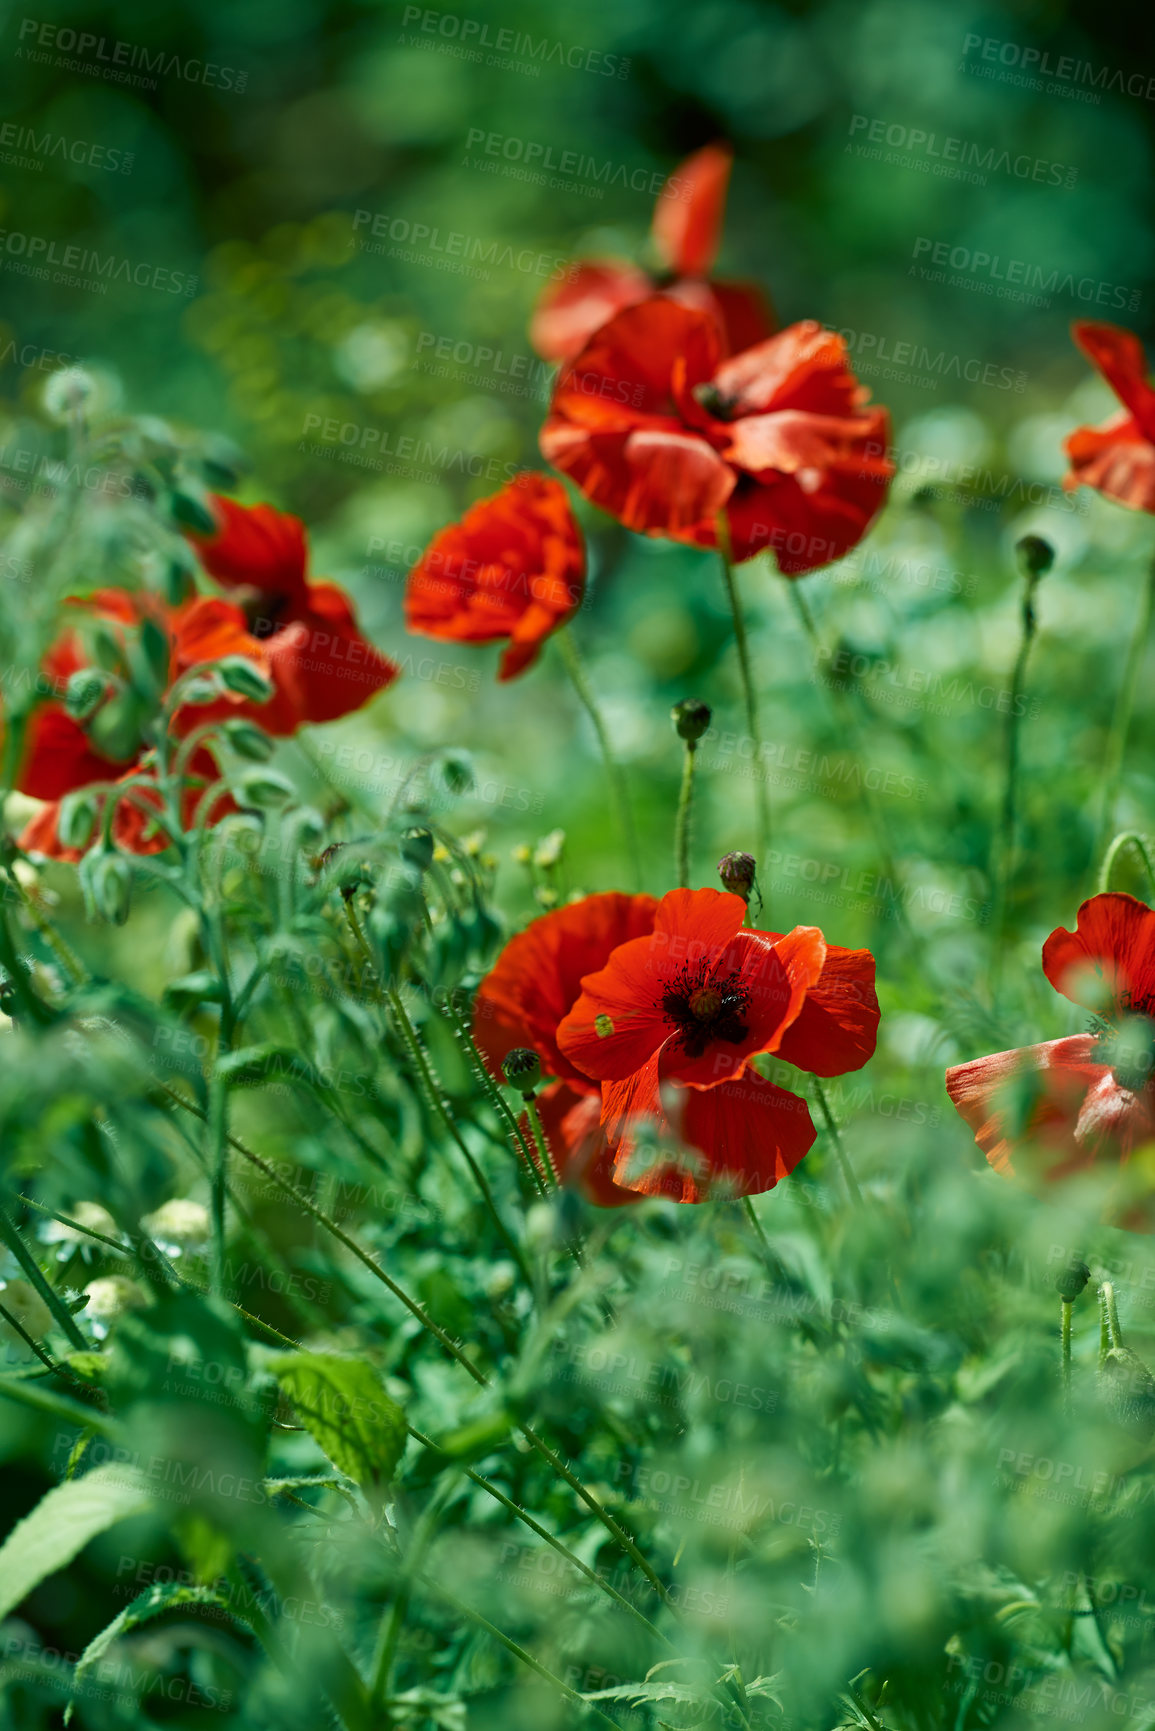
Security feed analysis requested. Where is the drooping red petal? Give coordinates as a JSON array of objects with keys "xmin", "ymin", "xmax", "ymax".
[
  {"xmin": 406, "ymin": 475, "xmax": 584, "ymax": 682},
  {"xmin": 710, "ymin": 321, "xmax": 864, "ymax": 420},
  {"xmin": 190, "ymin": 497, "xmax": 310, "ymax": 608},
  {"xmin": 1062, "ymin": 415, "xmax": 1155, "ymax": 513},
  {"xmin": 1071, "ymin": 322, "xmax": 1155, "ymax": 440},
  {"xmin": 945, "ymin": 1034, "xmax": 1110, "ymax": 1175},
  {"xmin": 540, "ymin": 420, "xmax": 734, "ymax": 541},
  {"xmin": 665, "ymin": 279, "xmax": 777, "ymax": 357},
  {"xmin": 532, "ymin": 1081, "xmax": 643, "ymax": 1207},
  {"xmin": 652, "ymin": 143, "xmax": 733, "ymax": 278},
  {"xmin": 606, "ymin": 1065, "xmax": 816, "ymax": 1203},
  {"xmin": 771, "ymin": 941, "xmax": 879, "ymax": 1077},
  {"xmin": 474, "ymin": 891, "xmax": 659, "ymax": 1087},
  {"xmin": 274, "ymin": 585, "xmax": 399, "ymax": 724},
  {"xmin": 1041, "ymin": 893, "xmax": 1155, "ymax": 1019},
  {"xmin": 544, "ymin": 297, "xmax": 722, "ymax": 433},
  {"xmin": 530, "ymin": 260, "xmax": 654, "ymax": 363},
  {"xmin": 17, "ymin": 706, "xmax": 124, "ymax": 802}
]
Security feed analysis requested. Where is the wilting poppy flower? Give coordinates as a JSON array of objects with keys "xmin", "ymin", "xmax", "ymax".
[
  {"xmin": 540, "ymin": 299, "xmax": 893, "ymax": 573},
  {"xmin": 188, "ymin": 496, "xmax": 399, "ymax": 731},
  {"xmin": 405, "ymin": 475, "xmax": 585, "ymax": 680},
  {"xmin": 1063, "ymin": 323, "xmax": 1155, "ymax": 513},
  {"xmin": 946, "ymin": 894, "xmax": 1155, "ymax": 1206},
  {"xmin": 531, "ymin": 143, "xmax": 774, "ymax": 364},
  {"xmin": 555, "ymin": 887, "xmax": 879, "ymax": 1202},
  {"xmin": 15, "ymin": 589, "xmax": 261, "ymax": 860}
]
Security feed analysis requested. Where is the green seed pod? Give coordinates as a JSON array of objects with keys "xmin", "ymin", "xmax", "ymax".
[
  {"xmin": 58, "ymin": 791, "xmax": 99, "ymax": 853},
  {"xmin": 503, "ymin": 1048, "xmax": 542, "ymax": 1094},
  {"xmin": 236, "ymin": 769, "xmax": 295, "ymax": 809},
  {"xmin": 1100, "ymin": 1345, "xmax": 1155, "ymax": 1439},
  {"xmin": 672, "ymin": 698, "xmax": 712, "ymax": 742},
  {"xmin": 1015, "ymin": 534, "xmax": 1054, "ymax": 578},
  {"xmin": 400, "ymin": 827, "xmax": 435, "ymax": 872},
  {"xmin": 1055, "ymin": 1258, "xmax": 1091, "ymax": 1303},
  {"xmin": 220, "ymin": 720, "xmax": 275, "ymax": 762}
]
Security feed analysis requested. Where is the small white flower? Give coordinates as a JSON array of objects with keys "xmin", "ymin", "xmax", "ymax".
[{"xmin": 42, "ymin": 366, "xmax": 97, "ymax": 424}]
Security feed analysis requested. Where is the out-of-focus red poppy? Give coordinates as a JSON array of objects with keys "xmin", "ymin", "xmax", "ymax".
[
  {"xmin": 946, "ymin": 894, "xmax": 1155, "ymax": 1216},
  {"xmin": 555, "ymin": 887, "xmax": 879, "ymax": 1202},
  {"xmin": 540, "ymin": 298, "xmax": 893, "ymax": 573},
  {"xmin": 531, "ymin": 143, "xmax": 775, "ymax": 364},
  {"xmin": 1063, "ymin": 323, "xmax": 1155, "ymax": 513},
  {"xmin": 474, "ymin": 891, "xmax": 659, "ymax": 1204},
  {"xmin": 405, "ymin": 476, "xmax": 585, "ymax": 681},
  {"xmin": 15, "ymin": 589, "xmax": 261, "ymax": 861},
  {"xmin": 188, "ymin": 496, "xmax": 399, "ymax": 731}
]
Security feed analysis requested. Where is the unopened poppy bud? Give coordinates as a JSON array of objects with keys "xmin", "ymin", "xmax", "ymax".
[
  {"xmin": 672, "ymin": 698, "xmax": 711, "ymax": 743},
  {"xmin": 1016, "ymin": 535, "xmax": 1054, "ymax": 578},
  {"xmin": 236, "ymin": 768, "xmax": 295, "ymax": 809},
  {"xmin": 502, "ymin": 1048, "xmax": 542, "ymax": 1095},
  {"xmin": 216, "ymin": 656, "xmax": 273, "ymax": 704},
  {"xmin": 58, "ymin": 791, "xmax": 99, "ymax": 853},
  {"xmin": 400, "ymin": 827, "xmax": 435, "ymax": 871},
  {"xmin": 220, "ymin": 719, "xmax": 274, "ymax": 762},
  {"xmin": 65, "ymin": 668, "xmax": 111, "ymax": 721},
  {"xmin": 180, "ymin": 675, "xmax": 223, "ymax": 707},
  {"xmin": 91, "ymin": 853, "xmax": 133, "ymax": 926},
  {"xmin": 1056, "ymin": 1258, "xmax": 1090, "ymax": 1302},
  {"xmin": 718, "ymin": 851, "xmax": 756, "ymax": 900}
]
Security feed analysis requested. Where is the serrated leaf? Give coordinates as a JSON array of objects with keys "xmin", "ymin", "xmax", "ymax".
[
  {"xmin": 66, "ymin": 1580, "xmax": 236, "ymax": 1722},
  {"xmin": 0, "ymin": 1465, "xmax": 154, "ymax": 1622},
  {"xmin": 269, "ymin": 1353, "xmax": 406, "ymax": 1509}
]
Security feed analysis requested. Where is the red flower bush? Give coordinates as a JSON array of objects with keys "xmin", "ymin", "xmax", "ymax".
[
  {"xmin": 189, "ymin": 496, "xmax": 399, "ymax": 730},
  {"xmin": 1063, "ymin": 322, "xmax": 1155, "ymax": 512},
  {"xmin": 476, "ymin": 887, "xmax": 878, "ymax": 1205},
  {"xmin": 16, "ymin": 590, "xmax": 263, "ymax": 860},
  {"xmin": 540, "ymin": 299, "xmax": 893, "ymax": 573},
  {"xmin": 531, "ymin": 142, "xmax": 774, "ymax": 364},
  {"xmin": 405, "ymin": 475, "xmax": 585, "ymax": 680},
  {"xmin": 946, "ymin": 894, "xmax": 1155, "ymax": 1203}
]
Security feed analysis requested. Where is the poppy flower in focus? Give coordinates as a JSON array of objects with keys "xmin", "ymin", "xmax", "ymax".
[
  {"xmin": 188, "ymin": 496, "xmax": 399, "ymax": 731},
  {"xmin": 1063, "ymin": 323, "xmax": 1155, "ymax": 513},
  {"xmin": 540, "ymin": 298, "xmax": 893, "ymax": 573},
  {"xmin": 555, "ymin": 887, "xmax": 880, "ymax": 1202},
  {"xmin": 946, "ymin": 894, "xmax": 1155, "ymax": 1213},
  {"xmin": 15, "ymin": 589, "xmax": 261, "ymax": 861},
  {"xmin": 531, "ymin": 143, "xmax": 775, "ymax": 364},
  {"xmin": 474, "ymin": 890, "xmax": 659, "ymax": 1205},
  {"xmin": 405, "ymin": 475, "xmax": 585, "ymax": 680}
]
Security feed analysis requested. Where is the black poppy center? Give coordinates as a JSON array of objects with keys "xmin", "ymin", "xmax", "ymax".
[
  {"xmin": 232, "ymin": 584, "xmax": 291, "ymax": 640},
  {"xmin": 662, "ymin": 961, "xmax": 749, "ymax": 1059}
]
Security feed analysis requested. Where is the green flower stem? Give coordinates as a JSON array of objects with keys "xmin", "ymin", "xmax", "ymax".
[
  {"xmin": 0, "ymin": 1371, "xmax": 116, "ymax": 1433},
  {"xmin": 3, "ymin": 868, "xmax": 87, "ymax": 987},
  {"xmin": 159, "ymin": 1081, "xmax": 673, "ymax": 1611},
  {"xmin": 991, "ymin": 564, "xmax": 1043, "ymax": 996},
  {"xmin": 1061, "ymin": 1297, "xmax": 1073, "ymax": 1409},
  {"xmin": 415, "ymin": 1573, "xmax": 628, "ymax": 1731},
  {"xmin": 440, "ymin": 997, "xmax": 548, "ymax": 1200},
  {"xmin": 370, "ymin": 1489, "xmax": 449, "ymax": 1709},
  {"xmin": 0, "ymin": 1204, "xmax": 87, "ymax": 1350},
  {"xmin": 1097, "ymin": 830, "xmax": 1155, "ymax": 898},
  {"xmin": 1097, "ymin": 550, "xmax": 1155, "ymax": 852},
  {"xmin": 383, "ymin": 982, "xmax": 531, "ymax": 1281},
  {"xmin": 717, "ymin": 514, "xmax": 769, "ymax": 861},
  {"xmin": 522, "ymin": 1093, "xmax": 558, "ymax": 1190},
  {"xmin": 675, "ymin": 739, "xmax": 697, "ymax": 889},
  {"xmin": 788, "ymin": 582, "xmax": 910, "ymax": 940},
  {"xmin": 1099, "ymin": 1281, "xmax": 1122, "ymax": 1366},
  {"xmin": 812, "ymin": 1079, "xmax": 864, "ymax": 1209},
  {"xmin": 558, "ymin": 627, "xmax": 641, "ymax": 890}
]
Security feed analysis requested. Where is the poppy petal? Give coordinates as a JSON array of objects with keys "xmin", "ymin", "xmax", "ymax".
[
  {"xmin": 1041, "ymin": 893, "xmax": 1155, "ymax": 1018},
  {"xmin": 772, "ymin": 942, "xmax": 880, "ymax": 1076},
  {"xmin": 945, "ymin": 1034, "xmax": 1107, "ymax": 1175},
  {"xmin": 1071, "ymin": 322, "xmax": 1155, "ymax": 439},
  {"xmin": 530, "ymin": 260, "xmax": 654, "ymax": 363},
  {"xmin": 191, "ymin": 497, "xmax": 310, "ymax": 606},
  {"xmin": 651, "ymin": 142, "xmax": 733, "ymax": 278},
  {"xmin": 530, "ymin": 1081, "xmax": 643, "ymax": 1207}
]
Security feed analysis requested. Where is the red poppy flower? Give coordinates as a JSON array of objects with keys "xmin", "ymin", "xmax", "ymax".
[
  {"xmin": 188, "ymin": 496, "xmax": 399, "ymax": 731},
  {"xmin": 474, "ymin": 891, "xmax": 659, "ymax": 1205},
  {"xmin": 15, "ymin": 589, "xmax": 261, "ymax": 860},
  {"xmin": 555, "ymin": 887, "xmax": 879, "ymax": 1202},
  {"xmin": 540, "ymin": 298, "xmax": 893, "ymax": 572},
  {"xmin": 1063, "ymin": 323, "xmax": 1155, "ymax": 512},
  {"xmin": 946, "ymin": 894, "xmax": 1155, "ymax": 1199},
  {"xmin": 405, "ymin": 475, "xmax": 585, "ymax": 680},
  {"xmin": 531, "ymin": 143, "xmax": 775, "ymax": 364}
]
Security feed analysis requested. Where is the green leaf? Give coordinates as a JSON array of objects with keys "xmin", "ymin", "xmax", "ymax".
[
  {"xmin": 215, "ymin": 1043, "xmax": 301, "ymax": 1087},
  {"xmin": 269, "ymin": 1353, "xmax": 406, "ymax": 1508},
  {"xmin": 0, "ymin": 1465, "xmax": 154, "ymax": 1622},
  {"xmin": 66, "ymin": 1580, "xmax": 236, "ymax": 1723}
]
